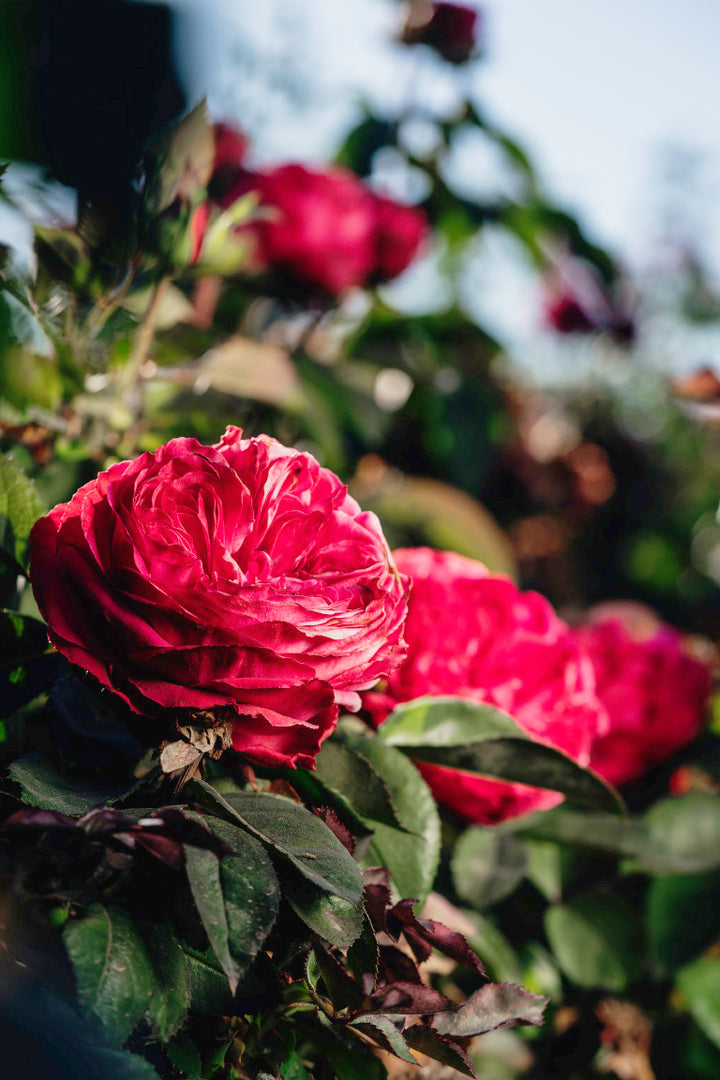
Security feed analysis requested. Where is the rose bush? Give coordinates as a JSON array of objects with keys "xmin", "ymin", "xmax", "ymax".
[
  {"xmin": 29, "ymin": 428, "xmax": 408, "ymax": 768},
  {"xmin": 572, "ymin": 604, "xmax": 712, "ymax": 787},
  {"xmin": 364, "ymin": 547, "xmax": 605, "ymax": 823}
]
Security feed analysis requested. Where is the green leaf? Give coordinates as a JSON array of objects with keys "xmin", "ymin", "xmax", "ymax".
[
  {"xmin": 180, "ymin": 944, "xmax": 235, "ymax": 1016},
  {"xmin": 403, "ymin": 1027, "xmax": 474, "ymax": 1077},
  {"xmin": 0, "ymin": 608, "xmax": 48, "ymax": 662},
  {"xmin": 205, "ymin": 816, "xmax": 280, "ymax": 965},
  {"xmin": 379, "ymin": 696, "xmax": 520, "ymax": 746},
  {"xmin": 342, "ymin": 734, "xmax": 441, "ymax": 903},
  {"xmin": 9, "ymin": 752, "xmax": 138, "ymax": 815},
  {"xmin": 677, "ymin": 957, "xmax": 720, "ymax": 1051},
  {"xmin": 463, "ymin": 911, "xmax": 523, "ymax": 984},
  {"xmin": 145, "ymin": 921, "xmax": 189, "ymax": 1042},
  {"xmin": 145, "ymin": 99, "xmax": 214, "ymax": 216},
  {"xmin": 189, "ymin": 781, "xmax": 363, "ymax": 904},
  {"xmin": 523, "ymin": 839, "xmax": 565, "ymax": 904},
  {"xmin": 647, "ymin": 871, "xmax": 720, "ymax": 972},
  {"xmin": 524, "ymin": 799, "xmax": 720, "ymax": 875},
  {"xmin": 633, "ymin": 794, "xmax": 720, "ymax": 874},
  {"xmin": 346, "ymin": 913, "xmax": 380, "ymax": 985},
  {"xmin": 433, "ymin": 982, "xmax": 548, "ymax": 1038},
  {"xmin": 511, "ymin": 806, "xmax": 641, "ymax": 857},
  {"xmin": 544, "ymin": 889, "xmax": 645, "ymax": 991},
  {"xmin": 315, "ymin": 739, "xmax": 404, "ymax": 829},
  {"xmin": 280, "ymin": 1050, "xmax": 310, "ymax": 1080},
  {"xmin": 0, "ymin": 650, "xmax": 66, "ymax": 716},
  {"xmin": 349, "ymin": 1015, "xmax": 416, "ymax": 1063},
  {"xmin": 166, "ymin": 1033, "xmax": 202, "ymax": 1078},
  {"xmin": 34, "ymin": 225, "xmax": 92, "ymax": 288},
  {"xmin": 183, "ymin": 844, "xmax": 243, "ymax": 993},
  {"xmin": 319, "ymin": 1036, "xmax": 387, "ymax": 1080},
  {"xmin": 452, "ymin": 827, "xmax": 527, "ymax": 910},
  {"xmin": 0, "ymin": 454, "xmax": 46, "ymax": 569},
  {"xmin": 92, "ymin": 1049, "xmax": 163, "ymax": 1080},
  {"xmin": 269, "ymin": 764, "xmax": 372, "ymax": 841},
  {"xmin": 378, "ymin": 697, "xmax": 624, "ymax": 816},
  {"xmin": 64, "ymin": 904, "xmax": 155, "ymax": 1045},
  {"xmin": 285, "ymin": 872, "xmax": 364, "ymax": 949}
]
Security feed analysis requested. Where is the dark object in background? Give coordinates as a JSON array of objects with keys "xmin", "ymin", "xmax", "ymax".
[
  {"xmin": 1, "ymin": 0, "xmax": 186, "ymax": 256},
  {"xmin": 399, "ymin": 1, "xmax": 480, "ymax": 65}
]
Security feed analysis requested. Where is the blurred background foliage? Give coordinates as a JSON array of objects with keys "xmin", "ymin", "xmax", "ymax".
[
  {"xmin": 3, "ymin": 0, "xmax": 720, "ymax": 633},
  {"xmin": 4, "ymin": 3, "xmax": 720, "ymax": 1076}
]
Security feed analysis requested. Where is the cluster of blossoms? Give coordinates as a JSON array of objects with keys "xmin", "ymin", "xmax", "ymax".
[
  {"xmin": 189, "ymin": 123, "xmax": 427, "ymax": 296},
  {"xmin": 30, "ymin": 433, "xmax": 711, "ymax": 821},
  {"xmin": 363, "ymin": 549, "xmax": 711, "ymax": 821}
]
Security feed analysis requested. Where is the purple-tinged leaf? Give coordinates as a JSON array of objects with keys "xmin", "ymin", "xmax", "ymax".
[
  {"xmin": 404, "ymin": 1026, "xmax": 475, "ymax": 1077},
  {"xmin": 433, "ymin": 982, "xmax": 548, "ymax": 1038},
  {"xmin": 391, "ymin": 898, "xmax": 486, "ymax": 975},
  {"xmin": 368, "ymin": 980, "xmax": 451, "ymax": 1015},
  {"xmin": 379, "ymin": 944, "xmax": 424, "ymax": 985},
  {"xmin": 3, "ymin": 808, "xmax": 76, "ymax": 829},
  {"xmin": 362, "ymin": 866, "xmax": 393, "ymax": 933},
  {"xmin": 313, "ymin": 806, "xmax": 356, "ymax": 855}
]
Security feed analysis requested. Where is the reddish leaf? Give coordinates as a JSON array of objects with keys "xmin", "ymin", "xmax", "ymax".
[
  {"xmin": 379, "ymin": 944, "xmax": 424, "ymax": 985},
  {"xmin": 391, "ymin": 898, "xmax": 486, "ymax": 975},
  {"xmin": 368, "ymin": 980, "xmax": 451, "ymax": 1015},
  {"xmin": 433, "ymin": 982, "xmax": 548, "ymax": 1038},
  {"xmin": 404, "ymin": 1026, "xmax": 475, "ymax": 1077},
  {"xmin": 364, "ymin": 883, "xmax": 394, "ymax": 934},
  {"xmin": 313, "ymin": 806, "xmax": 356, "ymax": 855}
]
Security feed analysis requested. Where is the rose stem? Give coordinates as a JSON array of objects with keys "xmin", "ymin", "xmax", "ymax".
[{"xmin": 119, "ymin": 273, "xmax": 172, "ymax": 402}]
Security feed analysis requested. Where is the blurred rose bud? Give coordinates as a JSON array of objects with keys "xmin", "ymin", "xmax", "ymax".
[
  {"xmin": 399, "ymin": 1, "xmax": 480, "ymax": 65},
  {"xmin": 209, "ymin": 122, "xmax": 249, "ymax": 201},
  {"xmin": 545, "ymin": 294, "xmax": 599, "ymax": 335},
  {"xmin": 543, "ymin": 261, "xmax": 635, "ymax": 344}
]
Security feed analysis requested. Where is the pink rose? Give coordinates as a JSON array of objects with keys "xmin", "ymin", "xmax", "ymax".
[
  {"xmin": 221, "ymin": 163, "xmax": 378, "ymax": 295},
  {"xmin": 29, "ymin": 429, "xmax": 408, "ymax": 769},
  {"xmin": 364, "ymin": 548, "xmax": 604, "ymax": 824},
  {"xmin": 400, "ymin": 3, "xmax": 480, "ymax": 65},
  {"xmin": 371, "ymin": 194, "xmax": 428, "ymax": 282},
  {"xmin": 572, "ymin": 606, "xmax": 711, "ymax": 787},
  {"xmin": 220, "ymin": 164, "xmax": 427, "ymax": 295}
]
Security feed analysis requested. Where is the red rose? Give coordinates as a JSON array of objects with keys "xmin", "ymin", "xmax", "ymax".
[
  {"xmin": 30, "ymin": 429, "xmax": 408, "ymax": 769},
  {"xmin": 222, "ymin": 163, "xmax": 378, "ymax": 296},
  {"xmin": 220, "ymin": 164, "xmax": 426, "ymax": 295},
  {"xmin": 364, "ymin": 548, "xmax": 604, "ymax": 823},
  {"xmin": 400, "ymin": 2, "xmax": 480, "ymax": 65},
  {"xmin": 572, "ymin": 605, "xmax": 711, "ymax": 787},
  {"xmin": 371, "ymin": 194, "xmax": 428, "ymax": 282}
]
